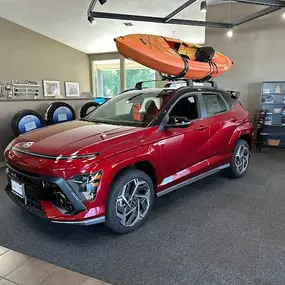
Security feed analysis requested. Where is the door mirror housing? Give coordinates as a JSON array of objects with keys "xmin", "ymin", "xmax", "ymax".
[{"xmin": 164, "ymin": 116, "xmax": 191, "ymax": 129}]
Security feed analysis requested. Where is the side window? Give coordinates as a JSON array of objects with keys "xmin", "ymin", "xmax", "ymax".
[
  {"xmin": 221, "ymin": 93, "xmax": 235, "ymax": 108},
  {"xmin": 202, "ymin": 93, "xmax": 228, "ymax": 116},
  {"xmin": 169, "ymin": 95, "xmax": 199, "ymax": 121}
]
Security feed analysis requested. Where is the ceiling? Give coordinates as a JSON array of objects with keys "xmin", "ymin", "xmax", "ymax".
[
  {"xmin": 0, "ymin": 0, "xmax": 207, "ymax": 54},
  {"xmin": 207, "ymin": 2, "xmax": 285, "ymax": 30}
]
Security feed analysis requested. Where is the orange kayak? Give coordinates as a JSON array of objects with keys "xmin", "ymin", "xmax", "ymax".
[{"xmin": 115, "ymin": 34, "xmax": 232, "ymax": 80}]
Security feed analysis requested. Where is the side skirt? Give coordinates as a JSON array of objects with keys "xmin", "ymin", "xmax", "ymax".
[{"xmin": 157, "ymin": 163, "xmax": 230, "ymax": 197}]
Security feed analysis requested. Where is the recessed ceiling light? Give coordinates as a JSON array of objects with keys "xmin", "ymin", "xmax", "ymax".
[
  {"xmin": 124, "ymin": 22, "xmax": 134, "ymax": 27},
  {"xmin": 227, "ymin": 29, "xmax": 233, "ymax": 38}
]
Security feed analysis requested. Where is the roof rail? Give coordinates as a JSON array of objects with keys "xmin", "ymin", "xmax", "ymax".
[{"xmin": 135, "ymin": 77, "xmax": 218, "ymax": 90}]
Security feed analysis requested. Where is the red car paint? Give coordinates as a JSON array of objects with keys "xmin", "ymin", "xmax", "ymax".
[{"xmin": 4, "ymin": 87, "xmax": 254, "ymax": 224}]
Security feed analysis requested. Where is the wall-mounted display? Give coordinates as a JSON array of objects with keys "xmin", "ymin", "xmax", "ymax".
[
  {"xmin": 264, "ymin": 114, "xmax": 272, "ymax": 125},
  {"xmin": 45, "ymin": 102, "xmax": 76, "ymax": 125},
  {"xmin": 0, "ymin": 78, "xmax": 90, "ymax": 100},
  {"xmin": 65, "ymin": 82, "xmax": 80, "ymax": 97},
  {"xmin": 13, "ymin": 81, "xmax": 40, "ymax": 99},
  {"xmin": 274, "ymin": 85, "xmax": 282, "ymax": 94},
  {"xmin": 261, "ymin": 81, "xmax": 285, "ymax": 147},
  {"xmin": 273, "ymin": 108, "xmax": 282, "ymax": 114},
  {"xmin": 261, "ymin": 94, "xmax": 274, "ymax": 104},
  {"xmin": 43, "ymin": 80, "xmax": 60, "ymax": 97},
  {"xmin": 0, "ymin": 80, "xmax": 41, "ymax": 100}
]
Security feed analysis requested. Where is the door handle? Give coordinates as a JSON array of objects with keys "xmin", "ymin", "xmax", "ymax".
[{"xmin": 197, "ymin": 124, "xmax": 208, "ymax": 131}]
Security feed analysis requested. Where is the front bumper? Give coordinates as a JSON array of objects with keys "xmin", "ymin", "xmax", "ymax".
[{"xmin": 5, "ymin": 164, "xmax": 105, "ymax": 226}]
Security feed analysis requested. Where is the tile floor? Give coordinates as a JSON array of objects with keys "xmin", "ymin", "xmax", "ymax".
[{"xmin": 0, "ymin": 246, "xmax": 110, "ymax": 285}]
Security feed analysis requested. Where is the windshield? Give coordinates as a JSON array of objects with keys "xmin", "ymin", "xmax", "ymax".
[{"xmin": 85, "ymin": 89, "xmax": 175, "ymax": 127}]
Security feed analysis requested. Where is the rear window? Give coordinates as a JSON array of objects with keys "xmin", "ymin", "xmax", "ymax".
[
  {"xmin": 221, "ymin": 93, "xmax": 235, "ymax": 108},
  {"xmin": 202, "ymin": 93, "xmax": 228, "ymax": 116}
]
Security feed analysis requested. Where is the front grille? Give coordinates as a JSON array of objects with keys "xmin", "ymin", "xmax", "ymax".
[
  {"xmin": 6, "ymin": 166, "xmax": 75, "ymax": 215},
  {"xmin": 27, "ymin": 197, "xmax": 43, "ymax": 211},
  {"xmin": 5, "ymin": 186, "xmax": 46, "ymax": 219}
]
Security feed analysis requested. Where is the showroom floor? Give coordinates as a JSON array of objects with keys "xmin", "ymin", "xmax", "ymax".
[
  {"xmin": 1, "ymin": 148, "xmax": 285, "ymax": 285},
  {"xmin": 0, "ymin": 246, "xmax": 110, "ymax": 285}
]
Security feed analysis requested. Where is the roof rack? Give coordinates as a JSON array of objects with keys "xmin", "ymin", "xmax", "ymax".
[{"xmin": 135, "ymin": 77, "xmax": 218, "ymax": 90}]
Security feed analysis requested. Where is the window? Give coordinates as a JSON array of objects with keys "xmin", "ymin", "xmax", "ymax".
[
  {"xmin": 221, "ymin": 93, "xmax": 235, "ymax": 108},
  {"xmin": 202, "ymin": 93, "xmax": 227, "ymax": 116},
  {"xmin": 86, "ymin": 89, "xmax": 175, "ymax": 127},
  {"xmin": 94, "ymin": 60, "xmax": 120, "ymax": 98},
  {"xmin": 126, "ymin": 60, "xmax": 155, "ymax": 89},
  {"xmin": 169, "ymin": 95, "xmax": 199, "ymax": 121}
]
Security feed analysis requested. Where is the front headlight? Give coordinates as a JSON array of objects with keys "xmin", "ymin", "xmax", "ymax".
[{"xmin": 67, "ymin": 171, "xmax": 102, "ymax": 201}]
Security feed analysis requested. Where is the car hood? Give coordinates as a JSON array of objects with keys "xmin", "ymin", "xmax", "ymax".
[{"xmin": 12, "ymin": 120, "xmax": 144, "ymax": 158}]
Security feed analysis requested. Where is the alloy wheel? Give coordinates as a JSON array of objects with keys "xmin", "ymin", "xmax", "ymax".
[
  {"xmin": 235, "ymin": 144, "xmax": 249, "ymax": 174},
  {"xmin": 116, "ymin": 178, "xmax": 151, "ymax": 227}
]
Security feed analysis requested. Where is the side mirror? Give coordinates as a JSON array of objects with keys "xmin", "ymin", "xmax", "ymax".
[{"xmin": 164, "ymin": 116, "xmax": 191, "ymax": 129}]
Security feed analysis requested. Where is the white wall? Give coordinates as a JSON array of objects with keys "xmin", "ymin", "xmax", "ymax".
[
  {"xmin": 0, "ymin": 17, "xmax": 91, "ymax": 94},
  {"xmin": 0, "ymin": 17, "xmax": 92, "ymax": 163},
  {"xmin": 205, "ymin": 8, "xmax": 285, "ymax": 114}
]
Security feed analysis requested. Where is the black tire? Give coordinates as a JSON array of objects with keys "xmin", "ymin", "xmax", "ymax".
[
  {"xmin": 80, "ymin": 102, "xmax": 100, "ymax": 118},
  {"xmin": 227, "ymin": 139, "xmax": 250, "ymax": 178},
  {"xmin": 105, "ymin": 168, "xmax": 155, "ymax": 234},
  {"xmin": 45, "ymin": 102, "xmax": 76, "ymax": 125},
  {"xmin": 11, "ymin": 109, "xmax": 46, "ymax": 137}
]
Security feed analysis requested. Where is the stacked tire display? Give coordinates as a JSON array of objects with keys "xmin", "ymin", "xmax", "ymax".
[
  {"xmin": 44, "ymin": 102, "xmax": 76, "ymax": 125},
  {"xmin": 11, "ymin": 110, "xmax": 46, "ymax": 137},
  {"xmin": 11, "ymin": 100, "xmax": 102, "ymax": 137},
  {"xmin": 80, "ymin": 102, "xmax": 100, "ymax": 118}
]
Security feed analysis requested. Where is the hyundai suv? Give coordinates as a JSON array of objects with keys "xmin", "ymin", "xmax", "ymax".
[{"xmin": 4, "ymin": 80, "xmax": 254, "ymax": 233}]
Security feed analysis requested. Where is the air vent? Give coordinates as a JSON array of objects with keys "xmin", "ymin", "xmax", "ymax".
[{"xmin": 124, "ymin": 22, "xmax": 133, "ymax": 27}]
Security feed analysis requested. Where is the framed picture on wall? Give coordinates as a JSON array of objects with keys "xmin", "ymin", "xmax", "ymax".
[
  {"xmin": 65, "ymin": 82, "xmax": 80, "ymax": 97},
  {"xmin": 43, "ymin": 80, "xmax": 60, "ymax": 97}
]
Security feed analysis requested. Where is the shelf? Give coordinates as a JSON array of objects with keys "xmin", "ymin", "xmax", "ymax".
[
  {"xmin": 263, "ymin": 125, "xmax": 285, "ymax": 127},
  {"xmin": 262, "ymin": 93, "xmax": 285, "ymax": 95},
  {"xmin": 13, "ymin": 84, "xmax": 40, "ymax": 87},
  {"xmin": 261, "ymin": 102, "xmax": 285, "ymax": 105},
  {"xmin": 0, "ymin": 98, "xmax": 91, "ymax": 102}
]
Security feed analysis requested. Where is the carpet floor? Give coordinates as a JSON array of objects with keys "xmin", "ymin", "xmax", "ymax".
[{"xmin": 1, "ymin": 148, "xmax": 285, "ymax": 285}]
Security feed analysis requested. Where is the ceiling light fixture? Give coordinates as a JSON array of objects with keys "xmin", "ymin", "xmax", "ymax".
[
  {"xmin": 99, "ymin": 0, "xmax": 107, "ymax": 5},
  {"xmin": 282, "ymin": 12, "xmax": 285, "ymax": 19},
  {"xmin": 227, "ymin": 29, "xmax": 233, "ymax": 38},
  {"xmin": 200, "ymin": 1, "xmax": 207, "ymax": 13},
  {"xmin": 88, "ymin": 15, "xmax": 96, "ymax": 25}
]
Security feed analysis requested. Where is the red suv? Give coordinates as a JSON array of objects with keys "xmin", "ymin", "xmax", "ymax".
[{"xmin": 4, "ymin": 81, "xmax": 254, "ymax": 233}]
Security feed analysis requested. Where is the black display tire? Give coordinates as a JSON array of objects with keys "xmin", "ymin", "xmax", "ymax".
[
  {"xmin": 45, "ymin": 102, "xmax": 76, "ymax": 125},
  {"xmin": 227, "ymin": 139, "xmax": 250, "ymax": 178},
  {"xmin": 80, "ymin": 102, "xmax": 100, "ymax": 118},
  {"xmin": 11, "ymin": 109, "xmax": 46, "ymax": 137},
  {"xmin": 105, "ymin": 168, "xmax": 155, "ymax": 234}
]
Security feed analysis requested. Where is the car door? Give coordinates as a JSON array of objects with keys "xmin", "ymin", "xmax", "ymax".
[
  {"xmin": 159, "ymin": 93, "xmax": 210, "ymax": 188},
  {"xmin": 201, "ymin": 91, "xmax": 238, "ymax": 167}
]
